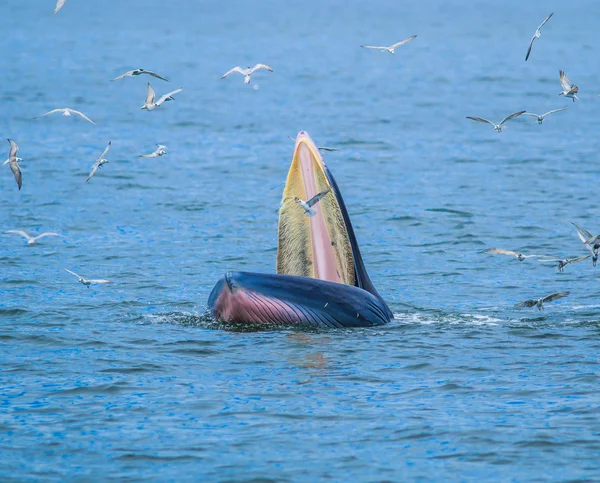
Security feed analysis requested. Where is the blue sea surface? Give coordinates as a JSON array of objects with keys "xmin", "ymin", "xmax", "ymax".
[{"xmin": 1, "ymin": 0, "xmax": 600, "ymax": 481}]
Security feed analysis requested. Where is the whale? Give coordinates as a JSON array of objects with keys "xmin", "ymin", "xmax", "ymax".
[{"xmin": 208, "ymin": 131, "xmax": 393, "ymax": 327}]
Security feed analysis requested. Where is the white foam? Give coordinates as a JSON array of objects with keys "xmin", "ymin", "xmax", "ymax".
[{"xmin": 392, "ymin": 311, "xmax": 503, "ymax": 326}]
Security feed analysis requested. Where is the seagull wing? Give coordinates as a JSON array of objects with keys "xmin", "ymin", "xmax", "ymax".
[
  {"xmin": 484, "ymin": 248, "xmax": 519, "ymax": 257},
  {"xmin": 466, "ymin": 116, "xmax": 496, "ymax": 126},
  {"xmin": 88, "ymin": 279, "xmax": 112, "ymax": 285},
  {"xmin": 34, "ymin": 232, "xmax": 60, "ymax": 241},
  {"xmin": 221, "ymin": 67, "xmax": 244, "ymax": 79},
  {"xmin": 542, "ymin": 291, "xmax": 569, "ymax": 303},
  {"xmin": 86, "ymin": 161, "xmax": 100, "ymax": 182},
  {"xmin": 389, "ymin": 35, "xmax": 417, "ymax": 49},
  {"xmin": 99, "ymin": 141, "xmax": 111, "ymax": 160},
  {"xmin": 538, "ymin": 12, "xmax": 554, "ymax": 30},
  {"xmin": 567, "ymin": 254, "xmax": 591, "ymax": 265},
  {"xmin": 515, "ymin": 300, "xmax": 537, "ymax": 308},
  {"xmin": 54, "ymin": 0, "xmax": 67, "ymax": 14},
  {"xmin": 571, "ymin": 222, "xmax": 594, "ymax": 243},
  {"xmin": 4, "ymin": 230, "xmax": 32, "ymax": 241},
  {"xmin": 579, "ymin": 237, "xmax": 595, "ymax": 255},
  {"xmin": 112, "ymin": 70, "xmax": 133, "ymax": 81},
  {"xmin": 560, "ymin": 70, "xmax": 573, "ymax": 90},
  {"xmin": 499, "ymin": 111, "xmax": 526, "ymax": 125},
  {"xmin": 250, "ymin": 64, "xmax": 273, "ymax": 73},
  {"xmin": 525, "ymin": 36, "xmax": 536, "ymax": 61},
  {"xmin": 536, "ymin": 257, "xmax": 562, "ymax": 263},
  {"xmin": 523, "ymin": 112, "xmax": 540, "ymax": 118},
  {"xmin": 306, "ymin": 187, "xmax": 332, "ymax": 208},
  {"xmin": 38, "ymin": 109, "xmax": 64, "ymax": 118},
  {"xmin": 156, "ymin": 88, "xmax": 183, "ymax": 106},
  {"xmin": 64, "ymin": 268, "xmax": 82, "ymax": 279},
  {"xmin": 147, "ymin": 71, "xmax": 169, "ymax": 81},
  {"xmin": 9, "ymin": 160, "xmax": 22, "ymax": 190},
  {"xmin": 360, "ymin": 45, "xmax": 386, "ymax": 50},
  {"xmin": 69, "ymin": 109, "xmax": 96, "ymax": 125},
  {"xmin": 145, "ymin": 83, "xmax": 156, "ymax": 105},
  {"xmin": 7, "ymin": 139, "xmax": 18, "ymax": 158},
  {"xmin": 520, "ymin": 253, "xmax": 547, "ymax": 259},
  {"xmin": 541, "ymin": 108, "xmax": 567, "ymax": 118}
]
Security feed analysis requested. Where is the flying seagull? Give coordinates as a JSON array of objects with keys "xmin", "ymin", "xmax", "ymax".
[
  {"xmin": 37, "ymin": 108, "xmax": 95, "ymax": 125},
  {"xmin": 139, "ymin": 145, "xmax": 167, "ymax": 158},
  {"xmin": 64, "ymin": 268, "xmax": 111, "ymax": 287},
  {"xmin": 3, "ymin": 139, "xmax": 22, "ymax": 190},
  {"xmin": 537, "ymin": 254, "xmax": 591, "ymax": 272},
  {"xmin": 361, "ymin": 35, "xmax": 417, "ymax": 54},
  {"xmin": 295, "ymin": 187, "xmax": 331, "ymax": 217},
  {"xmin": 54, "ymin": 0, "xmax": 67, "ymax": 14},
  {"xmin": 112, "ymin": 69, "xmax": 169, "ymax": 82},
  {"xmin": 466, "ymin": 111, "xmax": 526, "ymax": 132},
  {"xmin": 141, "ymin": 83, "xmax": 183, "ymax": 110},
  {"xmin": 515, "ymin": 291, "xmax": 570, "ymax": 310},
  {"xmin": 3, "ymin": 230, "xmax": 59, "ymax": 245},
  {"xmin": 571, "ymin": 222, "xmax": 599, "ymax": 267},
  {"xmin": 484, "ymin": 248, "xmax": 545, "ymax": 261},
  {"xmin": 86, "ymin": 141, "xmax": 111, "ymax": 183},
  {"xmin": 525, "ymin": 12, "xmax": 553, "ymax": 61},
  {"xmin": 523, "ymin": 108, "xmax": 567, "ymax": 124},
  {"xmin": 221, "ymin": 64, "xmax": 273, "ymax": 84},
  {"xmin": 559, "ymin": 70, "xmax": 579, "ymax": 101},
  {"xmin": 287, "ymin": 136, "xmax": 339, "ymax": 151}
]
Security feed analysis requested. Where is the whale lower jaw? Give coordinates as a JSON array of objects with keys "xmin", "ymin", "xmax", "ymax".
[{"xmin": 208, "ymin": 271, "xmax": 391, "ymax": 328}]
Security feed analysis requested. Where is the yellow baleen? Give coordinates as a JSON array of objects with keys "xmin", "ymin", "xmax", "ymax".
[{"xmin": 276, "ymin": 132, "xmax": 355, "ymax": 286}]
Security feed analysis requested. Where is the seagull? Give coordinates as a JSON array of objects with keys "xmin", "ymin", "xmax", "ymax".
[
  {"xmin": 484, "ymin": 248, "xmax": 545, "ymax": 261},
  {"xmin": 3, "ymin": 230, "xmax": 60, "ymax": 245},
  {"xmin": 64, "ymin": 269, "xmax": 111, "ymax": 287},
  {"xmin": 287, "ymin": 136, "xmax": 339, "ymax": 151},
  {"xmin": 360, "ymin": 35, "xmax": 417, "ymax": 54},
  {"xmin": 3, "ymin": 139, "xmax": 22, "ymax": 190},
  {"xmin": 86, "ymin": 141, "xmax": 111, "ymax": 183},
  {"xmin": 571, "ymin": 222, "xmax": 600, "ymax": 267},
  {"xmin": 525, "ymin": 12, "xmax": 553, "ymax": 61},
  {"xmin": 141, "ymin": 83, "xmax": 183, "ymax": 110},
  {"xmin": 537, "ymin": 254, "xmax": 591, "ymax": 272},
  {"xmin": 37, "ymin": 108, "xmax": 95, "ymax": 125},
  {"xmin": 221, "ymin": 64, "xmax": 273, "ymax": 84},
  {"xmin": 523, "ymin": 108, "xmax": 567, "ymax": 124},
  {"xmin": 294, "ymin": 188, "xmax": 331, "ymax": 217},
  {"xmin": 466, "ymin": 111, "xmax": 526, "ymax": 132},
  {"xmin": 515, "ymin": 291, "xmax": 570, "ymax": 310},
  {"xmin": 112, "ymin": 69, "xmax": 169, "ymax": 82},
  {"xmin": 139, "ymin": 145, "xmax": 167, "ymax": 158},
  {"xmin": 559, "ymin": 71, "xmax": 579, "ymax": 102},
  {"xmin": 54, "ymin": 0, "xmax": 67, "ymax": 14}
]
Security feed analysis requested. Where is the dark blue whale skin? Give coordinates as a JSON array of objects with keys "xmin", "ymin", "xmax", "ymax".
[
  {"xmin": 208, "ymin": 271, "xmax": 391, "ymax": 328},
  {"xmin": 208, "ymin": 163, "xmax": 393, "ymax": 328}
]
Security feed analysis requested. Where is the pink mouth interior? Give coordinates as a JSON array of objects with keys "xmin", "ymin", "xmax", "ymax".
[{"xmin": 297, "ymin": 135, "xmax": 343, "ymax": 284}]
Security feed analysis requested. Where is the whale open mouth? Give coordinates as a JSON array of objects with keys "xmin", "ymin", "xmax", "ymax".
[
  {"xmin": 277, "ymin": 131, "xmax": 355, "ymax": 286},
  {"xmin": 207, "ymin": 131, "xmax": 393, "ymax": 327}
]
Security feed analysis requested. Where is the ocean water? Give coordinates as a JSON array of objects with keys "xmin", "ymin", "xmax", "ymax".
[{"xmin": 1, "ymin": 0, "xmax": 600, "ymax": 481}]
